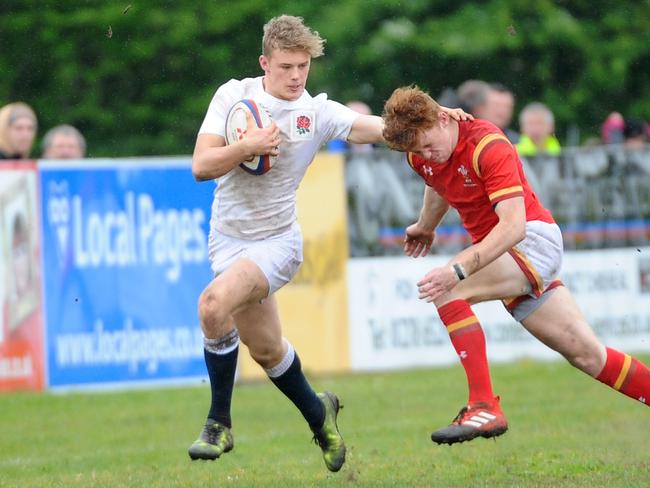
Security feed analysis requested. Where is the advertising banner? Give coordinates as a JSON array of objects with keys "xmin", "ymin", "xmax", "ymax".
[
  {"xmin": 0, "ymin": 161, "xmax": 45, "ymax": 391},
  {"xmin": 237, "ymin": 153, "xmax": 351, "ymax": 380},
  {"xmin": 348, "ymin": 247, "xmax": 650, "ymax": 371},
  {"xmin": 39, "ymin": 159, "xmax": 215, "ymax": 388}
]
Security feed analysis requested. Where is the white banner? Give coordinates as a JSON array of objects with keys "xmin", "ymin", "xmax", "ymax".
[{"xmin": 348, "ymin": 247, "xmax": 650, "ymax": 371}]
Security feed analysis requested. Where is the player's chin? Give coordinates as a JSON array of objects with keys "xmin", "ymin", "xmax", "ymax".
[{"xmin": 285, "ymin": 87, "xmax": 304, "ymax": 100}]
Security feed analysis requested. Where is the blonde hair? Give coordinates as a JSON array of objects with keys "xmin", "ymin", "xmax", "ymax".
[
  {"xmin": 0, "ymin": 102, "xmax": 38, "ymax": 158},
  {"xmin": 382, "ymin": 86, "xmax": 442, "ymax": 151},
  {"xmin": 262, "ymin": 15, "xmax": 325, "ymax": 58}
]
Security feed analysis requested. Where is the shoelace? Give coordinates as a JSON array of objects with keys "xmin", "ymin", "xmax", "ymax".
[
  {"xmin": 312, "ymin": 432, "xmax": 326, "ymax": 448},
  {"xmin": 204, "ymin": 423, "xmax": 227, "ymax": 444},
  {"xmin": 451, "ymin": 406, "xmax": 469, "ymax": 425}
]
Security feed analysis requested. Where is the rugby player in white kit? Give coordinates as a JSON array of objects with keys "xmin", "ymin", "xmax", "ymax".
[{"xmin": 188, "ymin": 15, "xmax": 471, "ymax": 472}]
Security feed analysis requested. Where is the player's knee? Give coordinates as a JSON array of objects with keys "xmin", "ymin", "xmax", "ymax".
[
  {"xmin": 249, "ymin": 342, "xmax": 284, "ymax": 369},
  {"xmin": 557, "ymin": 321, "xmax": 606, "ymax": 376},
  {"xmin": 565, "ymin": 345, "xmax": 605, "ymax": 377},
  {"xmin": 198, "ymin": 288, "xmax": 229, "ymax": 333}
]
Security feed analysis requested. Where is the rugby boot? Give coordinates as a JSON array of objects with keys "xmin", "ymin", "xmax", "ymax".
[
  {"xmin": 188, "ymin": 419, "xmax": 234, "ymax": 460},
  {"xmin": 311, "ymin": 391, "xmax": 346, "ymax": 472},
  {"xmin": 431, "ymin": 396, "xmax": 508, "ymax": 445}
]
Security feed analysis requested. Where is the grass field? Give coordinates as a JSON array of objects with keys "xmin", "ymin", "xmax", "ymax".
[{"xmin": 1, "ymin": 357, "xmax": 649, "ymax": 487}]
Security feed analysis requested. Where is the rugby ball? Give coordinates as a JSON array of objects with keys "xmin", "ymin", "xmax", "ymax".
[{"xmin": 225, "ymin": 99, "xmax": 277, "ymax": 175}]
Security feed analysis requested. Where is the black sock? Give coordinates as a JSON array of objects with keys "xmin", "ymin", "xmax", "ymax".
[
  {"xmin": 269, "ymin": 352, "xmax": 325, "ymax": 430},
  {"xmin": 204, "ymin": 345, "xmax": 238, "ymax": 428}
]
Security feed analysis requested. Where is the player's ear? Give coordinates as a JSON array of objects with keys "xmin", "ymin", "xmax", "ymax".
[
  {"xmin": 259, "ymin": 55, "xmax": 269, "ymax": 72},
  {"xmin": 438, "ymin": 110, "xmax": 450, "ymax": 128}
]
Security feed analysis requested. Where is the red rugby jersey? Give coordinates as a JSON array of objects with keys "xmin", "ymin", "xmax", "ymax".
[{"xmin": 406, "ymin": 119, "xmax": 554, "ymax": 243}]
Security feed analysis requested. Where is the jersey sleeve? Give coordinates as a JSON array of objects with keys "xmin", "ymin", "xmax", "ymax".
[
  {"xmin": 198, "ymin": 79, "xmax": 241, "ymax": 137},
  {"xmin": 473, "ymin": 136, "xmax": 524, "ymax": 205},
  {"xmin": 406, "ymin": 152, "xmax": 434, "ymax": 187},
  {"xmin": 320, "ymin": 99, "xmax": 360, "ymax": 143}
]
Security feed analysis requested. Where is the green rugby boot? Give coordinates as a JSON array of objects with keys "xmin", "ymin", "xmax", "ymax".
[
  {"xmin": 188, "ymin": 419, "xmax": 234, "ymax": 460},
  {"xmin": 311, "ymin": 391, "xmax": 346, "ymax": 472}
]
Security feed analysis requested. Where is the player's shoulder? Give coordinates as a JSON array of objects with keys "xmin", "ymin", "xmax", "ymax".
[
  {"xmin": 462, "ymin": 119, "xmax": 505, "ymax": 141},
  {"xmin": 464, "ymin": 120, "xmax": 518, "ymax": 177},
  {"xmin": 215, "ymin": 76, "xmax": 261, "ymax": 98},
  {"xmin": 308, "ymin": 91, "xmax": 353, "ymax": 112},
  {"xmin": 304, "ymin": 92, "xmax": 356, "ymax": 122},
  {"xmin": 461, "ymin": 119, "xmax": 512, "ymax": 147},
  {"xmin": 462, "ymin": 119, "xmax": 514, "ymax": 154},
  {"xmin": 305, "ymin": 91, "xmax": 332, "ymax": 110},
  {"xmin": 406, "ymin": 151, "xmax": 427, "ymax": 170}
]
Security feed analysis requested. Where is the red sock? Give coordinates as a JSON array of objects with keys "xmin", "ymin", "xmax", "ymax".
[
  {"xmin": 596, "ymin": 347, "xmax": 650, "ymax": 406},
  {"xmin": 437, "ymin": 299, "xmax": 494, "ymax": 403}
]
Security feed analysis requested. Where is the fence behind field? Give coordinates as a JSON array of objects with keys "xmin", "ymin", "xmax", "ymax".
[{"xmin": 346, "ymin": 144, "xmax": 650, "ymax": 257}]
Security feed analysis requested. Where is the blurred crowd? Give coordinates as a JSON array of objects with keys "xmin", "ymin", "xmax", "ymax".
[
  {"xmin": 0, "ymin": 102, "xmax": 86, "ymax": 161},
  {"xmin": 443, "ymin": 80, "xmax": 648, "ymax": 156},
  {"xmin": 2, "ymin": 87, "xmax": 647, "ymax": 162},
  {"xmin": 331, "ymin": 81, "xmax": 648, "ymax": 157}
]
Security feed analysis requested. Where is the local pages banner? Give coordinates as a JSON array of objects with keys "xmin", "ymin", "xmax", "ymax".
[
  {"xmin": 348, "ymin": 248, "xmax": 650, "ymax": 371},
  {"xmin": 39, "ymin": 159, "xmax": 215, "ymax": 388}
]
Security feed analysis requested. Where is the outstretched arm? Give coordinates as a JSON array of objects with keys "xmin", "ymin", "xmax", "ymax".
[
  {"xmin": 347, "ymin": 114, "xmax": 384, "ymax": 145},
  {"xmin": 347, "ymin": 107, "xmax": 473, "ymax": 145}
]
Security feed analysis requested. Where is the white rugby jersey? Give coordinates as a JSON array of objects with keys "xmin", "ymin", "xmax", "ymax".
[{"xmin": 198, "ymin": 76, "xmax": 359, "ymax": 240}]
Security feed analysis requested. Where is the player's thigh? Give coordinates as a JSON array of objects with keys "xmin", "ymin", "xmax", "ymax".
[
  {"xmin": 521, "ymin": 286, "xmax": 606, "ymax": 375},
  {"xmin": 234, "ymin": 295, "xmax": 284, "ymax": 366},
  {"xmin": 436, "ymin": 252, "xmax": 531, "ymax": 307}
]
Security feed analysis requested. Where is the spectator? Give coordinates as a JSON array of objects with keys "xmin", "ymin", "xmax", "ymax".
[
  {"xmin": 0, "ymin": 102, "xmax": 38, "ymax": 160},
  {"xmin": 623, "ymin": 119, "xmax": 648, "ymax": 148},
  {"xmin": 457, "ymin": 80, "xmax": 519, "ymax": 143},
  {"xmin": 601, "ymin": 112, "xmax": 625, "ymax": 144},
  {"xmin": 436, "ymin": 87, "xmax": 461, "ymax": 110},
  {"xmin": 489, "ymin": 83, "xmax": 520, "ymax": 143},
  {"xmin": 457, "ymin": 79, "xmax": 490, "ymax": 116},
  {"xmin": 42, "ymin": 124, "xmax": 87, "ymax": 159},
  {"xmin": 516, "ymin": 102, "xmax": 561, "ymax": 157}
]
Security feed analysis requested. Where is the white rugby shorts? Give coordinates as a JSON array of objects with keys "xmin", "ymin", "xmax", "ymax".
[
  {"xmin": 504, "ymin": 220, "xmax": 564, "ymax": 321},
  {"xmin": 207, "ymin": 222, "xmax": 303, "ymax": 296}
]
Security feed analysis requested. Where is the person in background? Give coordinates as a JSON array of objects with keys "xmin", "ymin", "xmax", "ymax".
[
  {"xmin": 516, "ymin": 102, "xmax": 561, "ymax": 157},
  {"xmin": 601, "ymin": 112, "xmax": 626, "ymax": 144},
  {"xmin": 457, "ymin": 80, "xmax": 519, "ymax": 143},
  {"xmin": 457, "ymin": 80, "xmax": 491, "ymax": 118},
  {"xmin": 623, "ymin": 119, "xmax": 649, "ymax": 148},
  {"xmin": 0, "ymin": 102, "xmax": 38, "ymax": 160},
  {"xmin": 488, "ymin": 83, "xmax": 519, "ymax": 143},
  {"xmin": 436, "ymin": 87, "xmax": 461, "ymax": 112},
  {"xmin": 42, "ymin": 124, "xmax": 87, "ymax": 159}
]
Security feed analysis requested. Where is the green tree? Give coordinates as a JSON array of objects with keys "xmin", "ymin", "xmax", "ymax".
[{"xmin": 1, "ymin": 0, "xmax": 648, "ymax": 156}]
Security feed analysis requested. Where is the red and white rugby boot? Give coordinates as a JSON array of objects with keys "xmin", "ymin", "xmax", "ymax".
[{"xmin": 430, "ymin": 396, "xmax": 508, "ymax": 445}]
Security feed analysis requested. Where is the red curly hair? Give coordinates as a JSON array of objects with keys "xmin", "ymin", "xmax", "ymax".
[{"xmin": 382, "ymin": 86, "xmax": 441, "ymax": 151}]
